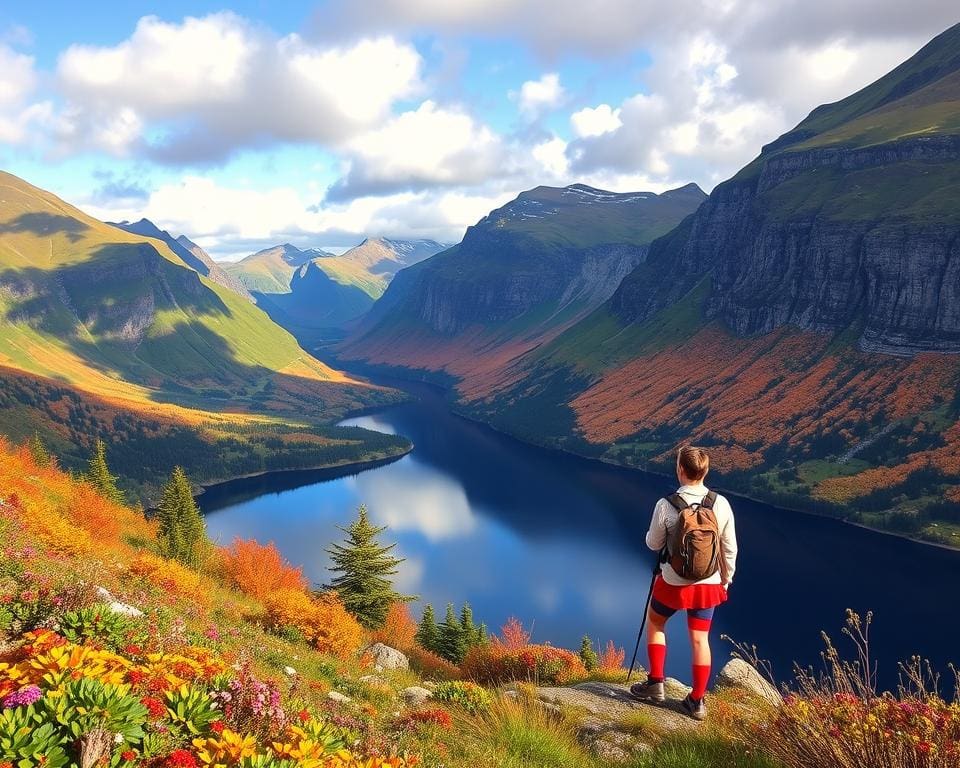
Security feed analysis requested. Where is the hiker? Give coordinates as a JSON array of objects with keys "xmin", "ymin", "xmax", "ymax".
[{"xmin": 630, "ymin": 444, "xmax": 738, "ymax": 720}]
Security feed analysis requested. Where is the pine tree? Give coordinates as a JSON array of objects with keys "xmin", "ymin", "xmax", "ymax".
[
  {"xmin": 29, "ymin": 433, "xmax": 51, "ymax": 468},
  {"xmin": 416, "ymin": 604, "xmax": 440, "ymax": 653},
  {"xmin": 157, "ymin": 467, "xmax": 206, "ymax": 567},
  {"xmin": 476, "ymin": 622, "xmax": 489, "ymax": 646},
  {"xmin": 86, "ymin": 439, "xmax": 124, "ymax": 504},
  {"xmin": 437, "ymin": 603, "xmax": 466, "ymax": 664},
  {"xmin": 579, "ymin": 636, "xmax": 599, "ymax": 672},
  {"xmin": 325, "ymin": 505, "xmax": 415, "ymax": 629},
  {"xmin": 460, "ymin": 603, "xmax": 477, "ymax": 649}
]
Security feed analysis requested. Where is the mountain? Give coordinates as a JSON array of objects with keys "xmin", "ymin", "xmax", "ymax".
[
  {"xmin": 338, "ymin": 24, "xmax": 960, "ymax": 545},
  {"xmin": 315, "ymin": 237, "xmax": 448, "ymax": 299},
  {"xmin": 0, "ymin": 171, "xmax": 406, "ymax": 497},
  {"xmin": 110, "ymin": 218, "xmax": 253, "ymax": 301},
  {"xmin": 339, "ymin": 183, "xmax": 706, "ymax": 394},
  {"xmin": 225, "ymin": 242, "xmax": 331, "ymax": 295},
  {"xmin": 225, "ymin": 238, "xmax": 447, "ymax": 346}
]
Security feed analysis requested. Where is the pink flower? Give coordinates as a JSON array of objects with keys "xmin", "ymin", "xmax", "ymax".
[{"xmin": 2, "ymin": 685, "xmax": 41, "ymax": 708}]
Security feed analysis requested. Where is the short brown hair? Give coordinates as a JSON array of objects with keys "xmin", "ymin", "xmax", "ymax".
[{"xmin": 677, "ymin": 444, "xmax": 709, "ymax": 482}]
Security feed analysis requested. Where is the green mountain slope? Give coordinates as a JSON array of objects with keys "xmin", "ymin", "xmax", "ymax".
[{"xmin": 0, "ymin": 171, "xmax": 393, "ymax": 416}]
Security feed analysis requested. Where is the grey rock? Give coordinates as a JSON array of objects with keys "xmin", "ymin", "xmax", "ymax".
[
  {"xmin": 536, "ymin": 682, "xmax": 700, "ymax": 733},
  {"xmin": 717, "ymin": 658, "xmax": 782, "ymax": 706},
  {"xmin": 365, "ymin": 643, "xmax": 409, "ymax": 671},
  {"xmin": 94, "ymin": 587, "xmax": 143, "ymax": 618},
  {"xmin": 326, "ymin": 691, "xmax": 352, "ymax": 705},
  {"xmin": 401, "ymin": 686, "xmax": 433, "ymax": 707}
]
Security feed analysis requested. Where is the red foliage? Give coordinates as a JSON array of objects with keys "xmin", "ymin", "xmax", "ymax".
[
  {"xmin": 495, "ymin": 617, "xmax": 531, "ymax": 652},
  {"xmin": 597, "ymin": 640, "xmax": 625, "ymax": 672},
  {"xmin": 395, "ymin": 708, "xmax": 453, "ymax": 731},
  {"xmin": 405, "ymin": 646, "xmax": 460, "ymax": 681},
  {"xmin": 461, "ymin": 642, "xmax": 587, "ymax": 686},
  {"xmin": 222, "ymin": 538, "xmax": 307, "ymax": 601}
]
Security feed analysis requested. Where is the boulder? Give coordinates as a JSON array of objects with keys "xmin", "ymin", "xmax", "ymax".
[
  {"xmin": 536, "ymin": 682, "xmax": 699, "ymax": 734},
  {"xmin": 716, "ymin": 658, "xmax": 782, "ymax": 706},
  {"xmin": 366, "ymin": 643, "xmax": 409, "ymax": 671},
  {"xmin": 401, "ymin": 686, "xmax": 433, "ymax": 707},
  {"xmin": 326, "ymin": 691, "xmax": 352, "ymax": 705}
]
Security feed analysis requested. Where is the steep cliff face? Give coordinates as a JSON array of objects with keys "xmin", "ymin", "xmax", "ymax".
[{"xmin": 340, "ymin": 183, "xmax": 704, "ymax": 373}]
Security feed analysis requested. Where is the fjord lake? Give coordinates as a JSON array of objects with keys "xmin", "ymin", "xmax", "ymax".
[{"xmin": 200, "ymin": 381, "xmax": 960, "ymax": 689}]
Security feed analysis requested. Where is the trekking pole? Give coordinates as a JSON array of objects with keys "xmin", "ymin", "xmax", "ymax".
[{"xmin": 626, "ymin": 566, "xmax": 659, "ymax": 682}]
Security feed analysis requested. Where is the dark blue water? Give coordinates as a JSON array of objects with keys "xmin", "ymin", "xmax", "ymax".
[{"xmin": 200, "ymin": 381, "xmax": 960, "ymax": 690}]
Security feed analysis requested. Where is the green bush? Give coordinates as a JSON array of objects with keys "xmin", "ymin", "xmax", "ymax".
[
  {"xmin": 0, "ymin": 704, "xmax": 70, "ymax": 768},
  {"xmin": 164, "ymin": 684, "xmax": 220, "ymax": 736},
  {"xmin": 432, "ymin": 681, "xmax": 491, "ymax": 714},
  {"xmin": 60, "ymin": 604, "xmax": 133, "ymax": 650}
]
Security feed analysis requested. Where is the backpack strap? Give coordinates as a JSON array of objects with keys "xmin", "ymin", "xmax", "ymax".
[
  {"xmin": 700, "ymin": 490, "xmax": 718, "ymax": 509},
  {"xmin": 664, "ymin": 493, "xmax": 688, "ymax": 511}
]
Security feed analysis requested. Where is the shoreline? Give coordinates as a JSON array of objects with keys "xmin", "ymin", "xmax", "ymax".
[
  {"xmin": 192, "ymin": 445, "xmax": 413, "ymax": 500},
  {"xmin": 329, "ymin": 356, "xmax": 960, "ymax": 555}
]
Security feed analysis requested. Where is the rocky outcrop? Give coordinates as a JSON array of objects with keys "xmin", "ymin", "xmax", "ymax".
[
  {"xmin": 611, "ymin": 139, "xmax": 960, "ymax": 356},
  {"xmin": 716, "ymin": 659, "xmax": 782, "ymax": 706}
]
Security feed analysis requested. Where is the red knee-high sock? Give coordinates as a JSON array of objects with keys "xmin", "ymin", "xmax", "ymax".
[
  {"xmin": 691, "ymin": 664, "xmax": 711, "ymax": 701},
  {"xmin": 647, "ymin": 643, "xmax": 666, "ymax": 681}
]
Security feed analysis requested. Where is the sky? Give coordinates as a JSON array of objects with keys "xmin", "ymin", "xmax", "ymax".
[{"xmin": 0, "ymin": 2, "xmax": 956, "ymax": 260}]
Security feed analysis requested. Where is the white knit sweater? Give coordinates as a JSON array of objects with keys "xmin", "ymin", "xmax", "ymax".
[{"xmin": 645, "ymin": 483, "xmax": 738, "ymax": 587}]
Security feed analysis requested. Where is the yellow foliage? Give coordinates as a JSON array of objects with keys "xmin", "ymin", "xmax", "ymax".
[{"xmin": 128, "ymin": 552, "xmax": 209, "ymax": 608}]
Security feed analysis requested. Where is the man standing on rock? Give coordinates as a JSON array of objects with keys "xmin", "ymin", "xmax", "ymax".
[{"xmin": 629, "ymin": 445, "xmax": 738, "ymax": 720}]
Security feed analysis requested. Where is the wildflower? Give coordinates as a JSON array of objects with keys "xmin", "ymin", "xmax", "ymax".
[
  {"xmin": 2, "ymin": 685, "xmax": 41, "ymax": 709},
  {"xmin": 163, "ymin": 750, "xmax": 198, "ymax": 768},
  {"xmin": 141, "ymin": 696, "xmax": 166, "ymax": 719},
  {"xmin": 297, "ymin": 709, "xmax": 310, "ymax": 722},
  {"xmin": 210, "ymin": 720, "xmax": 225, "ymax": 734},
  {"xmin": 121, "ymin": 750, "xmax": 137, "ymax": 762}
]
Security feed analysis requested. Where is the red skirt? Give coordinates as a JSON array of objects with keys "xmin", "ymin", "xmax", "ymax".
[{"xmin": 652, "ymin": 575, "xmax": 727, "ymax": 611}]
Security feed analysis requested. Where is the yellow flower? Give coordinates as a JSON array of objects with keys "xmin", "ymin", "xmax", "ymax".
[{"xmin": 192, "ymin": 729, "xmax": 258, "ymax": 766}]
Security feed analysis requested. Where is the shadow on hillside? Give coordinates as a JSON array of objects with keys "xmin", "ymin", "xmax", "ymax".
[
  {"xmin": 0, "ymin": 212, "xmax": 89, "ymax": 243},
  {"xmin": 0, "ymin": 245, "xmax": 399, "ymax": 418}
]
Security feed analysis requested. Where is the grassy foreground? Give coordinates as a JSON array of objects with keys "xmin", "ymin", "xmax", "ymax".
[{"xmin": 1, "ymin": 439, "xmax": 957, "ymax": 768}]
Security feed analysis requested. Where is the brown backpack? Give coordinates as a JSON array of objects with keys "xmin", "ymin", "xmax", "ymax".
[{"xmin": 664, "ymin": 491, "xmax": 728, "ymax": 582}]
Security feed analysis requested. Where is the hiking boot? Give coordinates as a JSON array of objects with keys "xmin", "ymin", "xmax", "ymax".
[
  {"xmin": 629, "ymin": 679, "xmax": 665, "ymax": 703},
  {"xmin": 682, "ymin": 693, "xmax": 707, "ymax": 720}
]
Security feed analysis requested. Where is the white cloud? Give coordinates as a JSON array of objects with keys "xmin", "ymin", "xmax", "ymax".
[
  {"xmin": 512, "ymin": 72, "xmax": 565, "ymax": 118},
  {"xmin": 327, "ymin": 100, "xmax": 504, "ymax": 200},
  {"xmin": 54, "ymin": 13, "xmax": 423, "ymax": 161},
  {"xmin": 571, "ymin": 104, "xmax": 622, "ymax": 138},
  {"xmin": 532, "ymin": 137, "xmax": 569, "ymax": 177},
  {"xmin": 0, "ymin": 44, "xmax": 49, "ymax": 145},
  {"xmin": 81, "ymin": 174, "xmax": 515, "ymax": 259}
]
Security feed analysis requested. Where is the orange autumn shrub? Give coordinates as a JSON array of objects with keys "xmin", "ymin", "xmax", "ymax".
[
  {"xmin": 496, "ymin": 617, "xmax": 531, "ymax": 652},
  {"xmin": 264, "ymin": 589, "xmax": 364, "ymax": 659},
  {"xmin": 370, "ymin": 603, "xmax": 417, "ymax": 651},
  {"xmin": 128, "ymin": 552, "xmax": 209, "ymax": 608},
  {"xmin": 597, "ymin": 640, "xmax": 625, "ymax": 673},
  {"xmin": 222, "ymin": 537, "xmax": 307, "ymax": 601},
  {"xmin": 406, "ymin": 646, "xmax": 460, "ymax": 681}
]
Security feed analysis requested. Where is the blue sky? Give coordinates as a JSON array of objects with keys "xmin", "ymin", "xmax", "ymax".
[{"xmin": 0, "ymin": 2, "xmax": 954, "ymax": 258}]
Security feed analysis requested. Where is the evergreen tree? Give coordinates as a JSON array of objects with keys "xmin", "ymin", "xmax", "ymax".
[
  {"xmin": 29, "ymin": 433, "xmax": 51, "ymax": 468},
  {"xmin": 325, "ymin": 505, "xmax": 415, "ymax": 629},
  {"xmin": 579, "ymin": 636, "xmax": 599, "ymax": 672},
  {"xmin": 437, "ymin": 603, "xmax": 467, "ymax": 664},
  {"xmin": 415, "ymin": 604, "xmax": 439, "ymax": 653},
  {"xmin": 476, "ymin": 622, "xmax": 489, "ymax": 646},
  {"xmin": 460, "ymin": 603, "xmax": 478, "ymax": 648},
  {"xmin": 86, "ymin": 439, "xmax": 124, "ymax": 504},
  {"xmin": 157, "ymin": 466, "xmax": 206, "ymax": 567}
]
